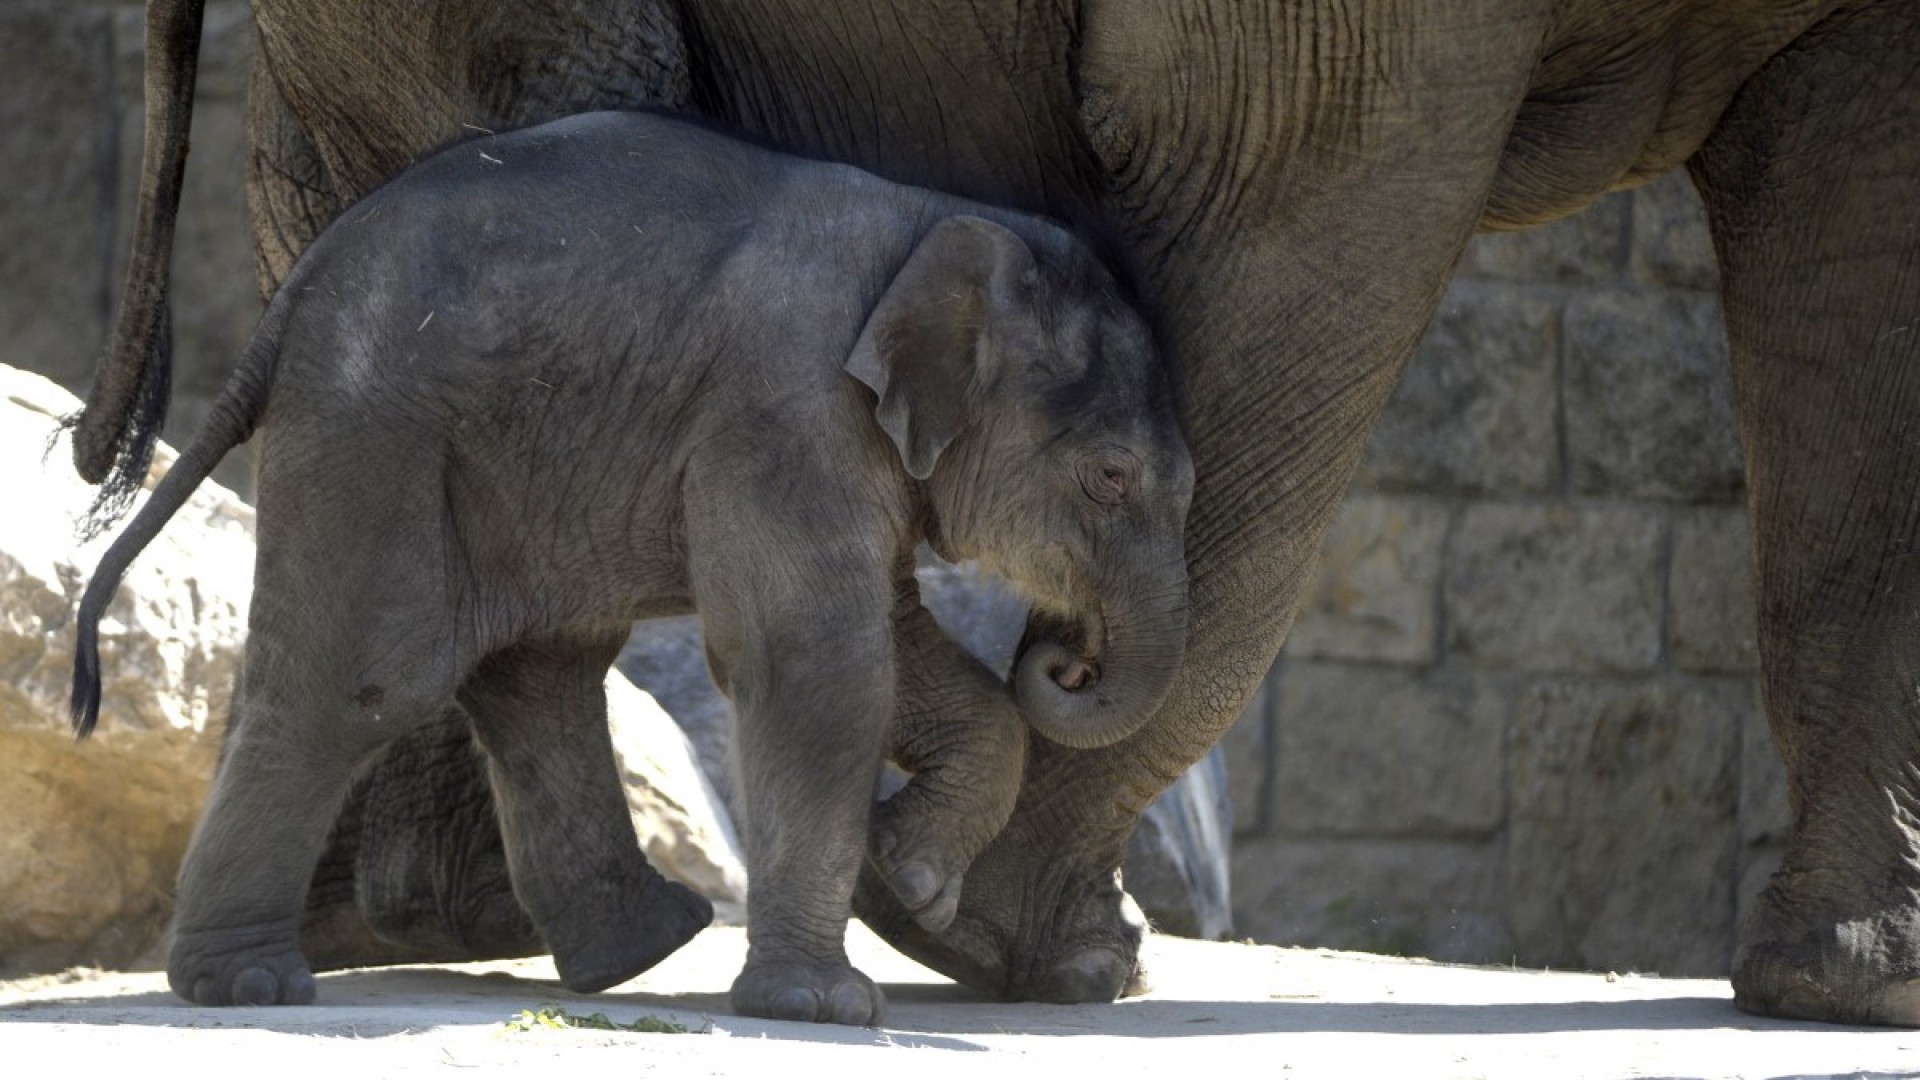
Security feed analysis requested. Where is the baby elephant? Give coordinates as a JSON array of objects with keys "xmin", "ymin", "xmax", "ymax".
[{"xmin": 72, "ymin": 110, "xmax": 1193, "ymax": 1026}]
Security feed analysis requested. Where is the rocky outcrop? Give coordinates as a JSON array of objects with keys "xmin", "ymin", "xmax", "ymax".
[
  {"xmin": 605, "ymin": 676, "xmax": 747, "ymax": 924},
  {"xmin": 1, "ymin": 365, "xmax": 251, "ymax": 975}
]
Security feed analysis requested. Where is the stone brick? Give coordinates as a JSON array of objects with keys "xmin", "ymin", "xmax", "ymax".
[
  {"xmin": 1564, "ymin": 290, "xmax": 1744, "ymax": 501},
  {"xmin": 1506, "ymin": 679, "xmax": 1743, "ymax": 976},
  {"xmin": 1231, "ymin": 837, "xmax": 1510, "ymax": 964},
  {"xmin": 1269, "ymin": 662, "xmax": 1508, "ymax": 836},
  {"xmin": 0, "ymin": 6, "xmax": 117, "ymax": 388},
  {"xmin": 1670, "ymin": 507, "xmax": 1759, "ymax": 673},
  {"xmin": 1629, "ymin": 170, "xmax": 1719, "ymax": 292},
  {"xmin": 1287, "ymin": 495, "xmax": 1449, "ymax": 664},
  {"xmin": 1356, "ymin": 281, "xmax": 1559, "ymax": 495},
  {"xmin": 1459, "ymin": 192, "xmax": 1631, "ymax": 285},
  {"xmin": 1446, "ymin": 502, "xmax": 1664, "ymax": 673},
  {"xmin": 1739, "ymin": 689, "xmax": 1791, "ymax": 846}
]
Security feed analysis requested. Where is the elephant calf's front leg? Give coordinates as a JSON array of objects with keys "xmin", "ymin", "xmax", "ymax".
[
  {"xmin": 692, "ymin": 503, "xmax": 899, "ymax": 1025},
  {"xmin": 869, "ymin": 595, "xmax": 1027, "ymax": 934},
  {"xmin": 721, "ymin": 614, "xmax": 896, "ymax": 1024}
]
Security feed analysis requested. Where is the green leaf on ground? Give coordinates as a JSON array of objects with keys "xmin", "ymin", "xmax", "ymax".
[{"xmin": 502, "ymin": 1004, "xmax": 691, "ymax": 1035}]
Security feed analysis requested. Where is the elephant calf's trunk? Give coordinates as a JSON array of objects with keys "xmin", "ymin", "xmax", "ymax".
[{"xmin": 1013, "ymin": 599, "xmax": 1185, "ymax": 750}]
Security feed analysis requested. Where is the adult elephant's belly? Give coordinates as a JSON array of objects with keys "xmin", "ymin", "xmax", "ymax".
[
  {"xmin": 246, "ymin": 0, "xmax": 693, "ymax": 291},
  {"xmin": 1478, "ymin": 1, "xmax": 1842, "ymax": 232}
]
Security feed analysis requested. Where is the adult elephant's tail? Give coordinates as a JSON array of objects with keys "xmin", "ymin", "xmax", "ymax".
[
  {"xmin": 70, "ymin": 293, "xmax": 287, "ymax": 740},
  {"xmin": 67, "ymin": 0, "xmax": 207, "ymax": 530}
]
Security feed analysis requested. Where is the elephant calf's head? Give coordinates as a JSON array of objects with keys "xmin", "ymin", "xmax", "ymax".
[{"xmin": 847, "ymin": 215, "xmax": 1194, "ymax": 750}]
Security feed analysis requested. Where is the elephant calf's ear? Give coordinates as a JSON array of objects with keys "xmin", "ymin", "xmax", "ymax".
[{"xmin": 846, "ymin": 215, "xmax": 1037, "ymax": 480}]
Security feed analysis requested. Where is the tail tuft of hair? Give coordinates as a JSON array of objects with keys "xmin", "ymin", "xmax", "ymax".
[{"xmin": 70, "ymin": 617, "xmax": 104, "ymax": 740}]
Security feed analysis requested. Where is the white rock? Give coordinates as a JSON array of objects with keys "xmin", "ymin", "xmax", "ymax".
[
  {"xmin": 605, "ymin": 675, "xmax": 748, "ymax": 922},
  {"xmin": 1, "ymin": 367, "xmax": 255, "ymax": 743},
  {"xmin": 0, "ymin": 364, "xmax": 250, "ymax": 974}
]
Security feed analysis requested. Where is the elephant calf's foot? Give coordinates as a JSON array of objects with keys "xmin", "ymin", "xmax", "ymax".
[
  {"xmin": 551, "ymin": 877, "xmax": 714, "ymax": 994},
  {"xmin": 730, "ymin": 955, "xmax": 885, "ymax": 1026},
  {"xmin": 1733, "ymin": 880, "xmax": 1920, "ymax": 1027},
  {"xmin": 169, "ymin": 921, "xmax": 316, "ymax": 1006},
  {"xmin": 869, "ymin": 802, "xmax": 976, "ymax": 934}
]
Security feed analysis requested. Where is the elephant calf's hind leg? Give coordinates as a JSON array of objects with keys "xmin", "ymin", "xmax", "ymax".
[{"xmin": 171, "ymin": 589, "xmax": 464, "ymax": 1004}]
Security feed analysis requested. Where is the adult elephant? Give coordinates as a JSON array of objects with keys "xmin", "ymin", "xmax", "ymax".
[{"xmin": 80, "ymin": 0, "xmax": 1920, "ymax": 1026}]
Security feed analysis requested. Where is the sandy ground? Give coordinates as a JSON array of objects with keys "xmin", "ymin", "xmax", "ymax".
[{"xmin": 3, "ymin": 925, "xmax": 1914, "ymax": 1079}]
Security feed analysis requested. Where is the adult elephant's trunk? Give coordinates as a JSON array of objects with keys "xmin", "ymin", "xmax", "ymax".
[{"xmin": 1012, "ymin": 564, "xmax": 1189, "ymax": 751}]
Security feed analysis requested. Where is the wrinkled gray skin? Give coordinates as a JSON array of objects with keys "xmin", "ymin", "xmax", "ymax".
[
  {"xmin": 81, "ymin": 0, "xmax": 1920, "ymax": 1026},
  {"xmin": 70, "ymin": 110, "xmax": 1194, "ymax": 1025}
]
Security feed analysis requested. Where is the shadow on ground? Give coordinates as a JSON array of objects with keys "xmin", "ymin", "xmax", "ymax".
[{"xmin": 2, "ymin": 962, "xmax": 1875, "ymax": 1044}]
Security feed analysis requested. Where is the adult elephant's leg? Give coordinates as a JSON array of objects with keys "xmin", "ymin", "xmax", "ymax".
[
  {"xmin": 859, "ymin": 7, "xmax": 1545, "ymax": 999},
  {"xmin": 456, "ymin": 634, "xmax": 714, "ymax": 992},
  {"xmin": 1689, "ymin": 3, "xmax": 1920, "ymax": 1028},
  {"xmin": 300, "ymin": 709, "xmax": 543, "ymax": 971}
]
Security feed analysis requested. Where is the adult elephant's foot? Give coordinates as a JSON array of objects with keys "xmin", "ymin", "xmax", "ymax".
[
  {"xmin": 169, "ymin": 919, "xmax": 317, "ymax": 1006},
  {"xmin": 551, "ymin": 876, "xmax": 714, "ymax": 993},
  {"xmin": 302, "ymin": 711, "xmax": 548, "ymax": 970},
  {"xmin": 730, "ymin": 954, "xmax": 885, "ymax": 1025},
  {"xmin": 1732, "ymin": 870, "xmax": 1920, "ymax": 1027},
  {"xmin": 853, "ymin": 815, "xmax": 1151, "ymax": 1003}
]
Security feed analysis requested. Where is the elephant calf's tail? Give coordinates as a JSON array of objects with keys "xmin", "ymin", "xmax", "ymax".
[{"xmin": 70, "ymin": 301, "xmax": 287, "ymax": 740}]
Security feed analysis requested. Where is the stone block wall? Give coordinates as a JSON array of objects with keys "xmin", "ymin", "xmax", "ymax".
[
  {"xmin": 1225, "ymin": 173, "xmax": 1782, "ymax": 977},
  {"xmin": 3, "ymin": 4, "xmax": 1778, "ymax": 977}
]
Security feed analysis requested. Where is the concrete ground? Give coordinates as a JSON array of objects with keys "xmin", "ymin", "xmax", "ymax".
[{"xmin": 3, "ymin": 925, "xmax": 1913, "ymax": 1079}]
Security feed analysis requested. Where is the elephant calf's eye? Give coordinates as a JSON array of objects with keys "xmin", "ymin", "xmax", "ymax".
[{"xmin": 1077, "ymin": 451, "xmax": 1138, "ymax": 506}]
